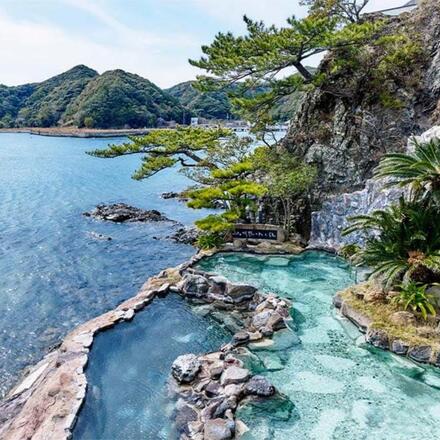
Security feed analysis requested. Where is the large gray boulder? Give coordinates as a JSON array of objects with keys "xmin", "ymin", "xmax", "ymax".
[
  {"xmin": 178, "ymin": 274, "xmax": 210, "ymax": 298},
  {"xmin": 172, "ymin": 354, "xmax": 201, "ymax": 383},
  {"xmin": 225, "ymin": 283, "xmax": 257, "ymax": 302},
  {"xmin": 204, "ymin": 418, "xmax": 234, "ymax": 440},
  {"xmin": 244, "ymin": 375, "xmax": 275, "ymax": 397},
  {"xmin": 220, "ymin": 367, "xmax": 250, "ymax": 386}
]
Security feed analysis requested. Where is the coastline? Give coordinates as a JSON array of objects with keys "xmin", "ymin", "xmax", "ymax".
[
  {"xmin": 0, "ymin": 247, "xmax": 296, "ymax": 440},
  {"xmin": 0, "ymin": 127, "xmax": 150, "ymax": 138}
]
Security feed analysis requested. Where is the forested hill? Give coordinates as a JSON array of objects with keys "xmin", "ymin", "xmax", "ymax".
[
  {"xmin": 165, "ymin": 81, "xmax": 236, "ymax": 120},
  {"xmin": 0, "ymin": 66, "xmax": 184, "ymax": 129},
  {"xmin": 0, "ymin": 65, "xmax": 308, "ymax": 129}
]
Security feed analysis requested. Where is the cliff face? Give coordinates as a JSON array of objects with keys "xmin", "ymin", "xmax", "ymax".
[
  {"xmin": 309, "ymin": 126, "xmax": 440, "ymax": 250},
  {"xmin": 283, "ymin": 0, "xmax": 440, "ymax": 206}
]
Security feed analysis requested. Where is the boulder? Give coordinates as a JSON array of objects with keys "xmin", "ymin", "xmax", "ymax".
[
  {"xmin": 172, "ymin": 354, "xmax": 201, "ymax": 383},
  {"xmin": 267, "ymin": 312, "xmax": 286, "ymax": 331},
  {"xmin": 178, "ymin": 274, "xmax": 210, "ymax": 298},
  {"xmin": 341, "ymin": 302, "xmax": 372, "ymax": 332},
  {"xmin": 174, "ymin": 402, "xmax": 198, "ymax": 435},
  {"xmin": 204, "ymin": 418, "xmax": 234, "ymax": 440},
  {"xmin": 168, "ymin": 226, "xmax": 199, "ymax": 245},
  {"xmin": 252, "ymin": 310, "xmax": 271, "ymax": 329},
  {"xmin": 366, "ymin": 328, "xmax": 389, "ymax": 350},
  {"xmin": 408, "ymin": 346, "xmax": 432, "ymax": 363},
  {"xmin": 220, "ymin": 367, "xmax": 250, "ymax": 386},
  {"xmin": 205, "ymin": 381, "xmax": 222, "ymax": 398},
  {"xmin": 244, "ymin": 375, "xmax": 275, "ymax": 397},
  {"xmin": 390, "ymin": 311, "xmax": 417, "ymax": 327},
  {"xmin": 225, "ymin": 283, "xmax": 257, "ymax": 302},
  {"xmin": 391, "ymin": 339, "xmax": 409, "ymax": 355},
  {"xmin": 232, "ymin": 332, "xmax": 250, "ymax": 345}
]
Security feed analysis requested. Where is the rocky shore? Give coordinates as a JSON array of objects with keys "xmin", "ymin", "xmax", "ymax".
[
  {"xmin": 334, "ymin": 283, "xmax": 440, "ymax": 367},
  {"xmin": 0, "ymin": 250, "xmax": 292, "ymax": 440},
  {"xmin": 0, "ymin": 127, "xmax": 150, "ymax": 138}
]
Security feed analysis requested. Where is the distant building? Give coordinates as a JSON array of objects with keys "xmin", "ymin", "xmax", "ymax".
[
  {"xmin": 377, "ymin": 0, "xmax": 418, "ymax": 16},
  {"xmin": 190, "ymin": 117, "xmax": 199, "ymax": 126}
]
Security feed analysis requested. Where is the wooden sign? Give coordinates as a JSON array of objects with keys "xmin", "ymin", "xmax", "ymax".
[{"xmin": 233, "ymin": 224, "xmax": 286, "ymax": 242}]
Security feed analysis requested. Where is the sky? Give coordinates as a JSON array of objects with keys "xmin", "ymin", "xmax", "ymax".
[{"xmin": 0, "ymin": 0, "xmax": 409, "ymax": 88}]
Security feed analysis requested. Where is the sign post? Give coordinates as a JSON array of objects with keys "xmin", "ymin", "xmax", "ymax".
[{"xmin": 232, "ymin": 224, "xmax": 287, "ymax": 243}]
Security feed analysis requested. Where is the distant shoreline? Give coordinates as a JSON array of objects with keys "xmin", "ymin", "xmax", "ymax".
[{"xmin": 0, "ymin": 127, "xmax": 150, "ymax": 138}]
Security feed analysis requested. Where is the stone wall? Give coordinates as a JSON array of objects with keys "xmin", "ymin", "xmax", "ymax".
[{"xmin": 309, "ymin": 126, "xmax": 440, "ymax": 250}]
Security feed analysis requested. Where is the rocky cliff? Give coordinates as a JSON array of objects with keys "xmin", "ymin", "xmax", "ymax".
[
  {"xmin": 284, "ymin": 0, "xmax": 440, "ymax": 206},
  {"xmin": 309, "ymin": 126, "xmax": 440, "ymax": 250}
]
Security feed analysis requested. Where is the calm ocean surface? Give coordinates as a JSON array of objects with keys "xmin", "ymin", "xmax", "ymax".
[{"xmin": 0, "ymin": 133, "xmax": 200, "ymax": 396}]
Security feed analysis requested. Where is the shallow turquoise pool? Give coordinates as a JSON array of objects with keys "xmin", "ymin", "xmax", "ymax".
[{"xmin": 197, "ymin": 251, "xmax": 440, "ymax": 440}]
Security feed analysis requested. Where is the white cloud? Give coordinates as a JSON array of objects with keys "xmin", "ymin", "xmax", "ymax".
[{"xmin": 0, "ymin": 10, "xmax": 199, "ymax": 87}]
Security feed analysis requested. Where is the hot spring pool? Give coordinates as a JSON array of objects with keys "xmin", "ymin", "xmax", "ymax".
[
  {"xmin": 197, "ymin": 251, "xmax": 440, "ymax": 440},
  {"xmin": 74, "ymin": 293, "xmax": 230, "ymax": 439},
  {"xmin": 75, "ymin": 251, "xmax": 440, "ymax": 439}
]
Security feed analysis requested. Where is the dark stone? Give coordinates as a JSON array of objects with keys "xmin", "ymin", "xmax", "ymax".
[
  {"xmin": 260, "ymin": 326, "xmax": 274, "ymax": 337},
  {"xmin": 84, "ymin": 203, "xmax": 172, "ymax": 223},
  {"xmin": 225, "ymin": 283, "xmax": 257, "ymax": 303},
  {"xmin": 333, "ymin": 293, "xmax": 343, "ymax": 309},
  {"xmin": 366, "ymin": 328, "xmax": 389, "ymax": 350},
  {"xmin": 244, "ymin": 375, "xmax": 276, "ymax": 397},
  {"xmin": 175, "ymin": 404, "xmax": 198, "ymax": 435},
  {"xmin": 232, "ymin": 331, "xmax": 250, "ymax": 345},
  {"xmin": 267, "ymin": 312, "xmax": 286, "ymax": 331},
  {"xmin": 178, "ymin": 274, "xmax": 210, "ymax": 298},
  {"xmin": 168, "ymin": 226, "xmax": 199, "ymax": 245},
  {"xmin": 172, "ymin": 354, "xmax": 201, "ymax": 383},
  {"xmin": 408, "ymin": 346, "xmax": 432, "ymax": 363},
  {"xmin": 205, "ymin": 381, "xmax": 222, "ymax": 398},
  {"xmin": 391, "ymin": 339, "xmax": 409, "ymax": 355}
]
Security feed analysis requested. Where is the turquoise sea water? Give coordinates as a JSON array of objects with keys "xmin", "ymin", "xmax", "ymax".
[
  {"xmin": 197, "ymin": 252, "xmax": 440, "ymax": 440},
  {"xmin": 0, "ymin": 133, "xmax": 201, "ymax": 396}
]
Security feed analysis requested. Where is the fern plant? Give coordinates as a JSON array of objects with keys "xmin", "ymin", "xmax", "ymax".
[
  {"xmin": 374, "ymin": 138, "xmax": 440, "ymax": 204},
  {"xmin": 391, "ymin": 281, "xmax": 436, "ymax": 320}
]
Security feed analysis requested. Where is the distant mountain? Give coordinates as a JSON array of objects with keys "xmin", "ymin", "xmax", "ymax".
[
  {"xmin": 0, "ymin": 65, "xmax": 98, "ymax": 127},
  {"xmin": 0, "ymin": 65, "xmax": 315, "ymax": 129},
  {"xmin": 166, "ymin": 81, "xmax": 236, "ymax": 120},
  {"xmin": 0, "ymin": 66, "xmax": 184, "ymax": 129},
  {"xmin": 63, "ymin": 70, "xmax": 184, "ymax": 128}
]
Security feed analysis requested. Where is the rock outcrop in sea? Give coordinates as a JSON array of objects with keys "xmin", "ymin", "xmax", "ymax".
[{"xmin": 83, "ymin": 203, "xmax": 173, "ymax": 223}]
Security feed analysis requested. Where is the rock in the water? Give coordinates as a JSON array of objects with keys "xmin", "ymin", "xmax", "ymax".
[
  {"xmin": 366, "ymin": 328, "xmax": 389, "ymax": 350},
  {"xmin": 84, "ymin": 203, "xmax": 172, "ymax": 223},
  {"xmin": 177, "ymin": 274, "xmax": 210, "ymax": 298},
  {"xmin": 252, "ymin": 310, "xmax": 271, "ymax": 329},
  {"xmin": 168, "ymin": 226, "xmax": 199, "ymax": 245},
  {"xmin": 175, "ymin": 402, "xmax": 198, "ymax": 435},
  {"xmin": 391, "ymin": 339, "xmax": 409, "ymax": 355},
  {"xmin": 225, "ymin": 283, "xmax": 257, "ymax": 302},
  {"xmin": 408, "ymin": 346, "xmax": 432, "ymax": 363},
  {"xmin": 172, "ymin": 354, "xmax": 201, "ymax": 383},
  {"xmin": 204, "ymin": 418, "xmax": 234, "ymax": 440},
  {"xmin": 232, "ymin": 332, "xmax": 250, "ymax": 345},
  {"xmin": 244, "ymin": 375, "xmax": 275, "ymax": 397},
  {"xmin": 220, "ymin": 367, "xmax": 250, "ymax": 386},
  {"xmin": 161, "ymin": 191, "xmax": 188, "ymax": 201}
]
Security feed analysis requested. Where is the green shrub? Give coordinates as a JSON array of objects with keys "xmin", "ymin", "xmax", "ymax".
[
  {"xmin": 339, "ymin": 243, "xmax": 361, "ymax": 260},
  {"xmin": 196, "ymin": 233, "xmax": 225, "ymax": 250},
  {"xmin": 391, "ymin": 281, "xmax": 436, "ymax": 320}
]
